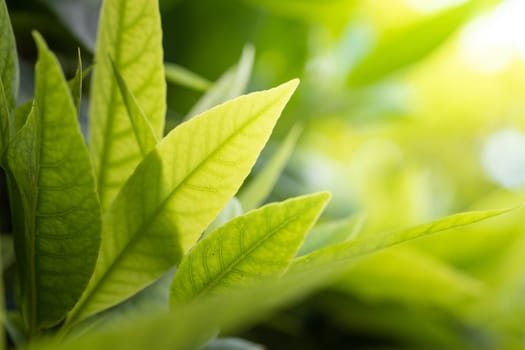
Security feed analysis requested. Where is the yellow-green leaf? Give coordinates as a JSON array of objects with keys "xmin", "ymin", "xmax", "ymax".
[
  {"xmin": 68, "ymin": 50, "xmax": 83, "ymax": 115},
  {"xmin": 110, "ymin": 60, "xmax": 158, "ymax": 157},
  {"xmin": 89, "ymin": 0, "xmax": 166, "ymax": 210},
  {"xmin": 65, "ymin": 79, "xmax": 299, "ymax": 327},
  {"xmin": 170, "ymin": 192, "xmax": 330, "ymax": 305},
  {"xmin": 291, "ymin": 208, "xmax": 512, "ymax": 273}
]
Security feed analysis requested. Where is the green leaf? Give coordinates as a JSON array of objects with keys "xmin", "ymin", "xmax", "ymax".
[
  {"xmin": 68, "ymin": 50, "xmax": 83, "ymax": 115},
  {"xmin": 65, "ymin": 79, "xmax": 299, "ymax": 327},
  {"xmin": 89, "ymin": 0, "xmax": 166, "ymax": 210},
  {"xmin": 0, "ymin": 81, "xmax": 9, "ymax": 154},
  {"xmin": 187, "ymin": 45, "xmax": 255, "ymax": 119},
  {"xmin": 164, "ymin": 62, "xmax": 211, "ymax": 92},
  {"xmin": 347, "ymin": 1, "xmax": 480, "ymax": 86},
  {"xmin": 291, "ymin": 208, "xmax": 512, "ymax": 273},
  {"xmin": 297, "ymin": 213, "xmax": 365, "ymax": 256},
  {"xmin": 0, "ymin": 0, "xmax": 18, "ymax": 143},
  {"xmin": 110, "ymin": 60, "xmax": 158, "ymax": 157},
  {"xmin": 238, "ymin": 124, "xmax": 302, "ymax": 211},
  {"xmin": 5, "ymin": 33, "xmax": 101, "ymax": 330},
  {"xmin": 170, "ymin": 192, "xmax": 330, "ymax": 305}
]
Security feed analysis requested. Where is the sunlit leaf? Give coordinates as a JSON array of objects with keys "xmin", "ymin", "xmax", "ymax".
[
  {"xmin": 68, "ymin": 50, "xmax": 82, "ymax": 115},
  {"xmin": 165, "ymin": 62, "xmax": 211, "ymax": 92},
  {"xmin": 291, "ymin": 208, "xmax": 512, "ymax": 273},
  {"xmin": 89, "ymin": 0, "xmax": 166, "ymax": 210},
  {"xmin": 5, "ymin": 33, "xmax": 101, "ymax": 329},
  {"xmin": 187, "ymin": 45, "xmax": 255, "ymax": 119},
  {"xmin": 65, "ymin": 80, "xmax": 299, "ymax": 327},
  {"xmin": 238, "ymin": 124, "xmax": 302, "ymax": 211},
  {"xmin": 170, "ymin": 192, "xmax": 330, "ymax": 305},
  {"xmin": 110, "ymin": 60, "xmax": 158, "ymax": 157}
]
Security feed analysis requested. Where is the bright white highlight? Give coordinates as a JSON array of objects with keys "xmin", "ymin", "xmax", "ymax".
[{"xmin": 482, "ymin": 128, "xmax": 525, "ymax": 188}]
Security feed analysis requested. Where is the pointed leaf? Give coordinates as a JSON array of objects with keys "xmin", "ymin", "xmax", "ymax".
[
  {"xmin": 187, "ymin": 45, "xmax": 254, "ymax": 119},
  {"xmin": 0, "ymin": 0, "xmax": 18, "ymax": 147},
  {"xmin": 291, "ymin": 208, "xmax": 513, "ymax": 273},
  {"xmin": 110, "ymin": 60, "xmax": 158, "ymax": 157},
  {"xmin": 89, "ymin": 0, "xmax": 166, "ymax": 210},
  {"xmin": 5, "ymin": 33, "xmax": 101, "ymax": 330},
  {"xmin": 65, "ymin": 80, "xmax": 299, "ymax": 327},
  {"xmin": 68, "ymin": 49, "xmax": 83, "ymax": 114},
  {"xmin": 238, "ymin": 124, "xmax": 302, "ymax": 211},
  {"xmin": 165, "ymin": 62, "xmax": 211, "ymax": 92},
  {"xmin": 170, "ymin": 192, "xmax": 330, "ymax": 305}
]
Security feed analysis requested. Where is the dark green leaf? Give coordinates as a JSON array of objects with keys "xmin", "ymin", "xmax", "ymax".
[{"xmin": 5, "ymin": 33, "xmax": 101, "ymax": 330}]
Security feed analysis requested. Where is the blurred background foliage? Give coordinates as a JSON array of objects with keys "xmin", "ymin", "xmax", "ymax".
[{"xmin": 6, "ymin": 0, "xmax": 525, "ymax": 348}]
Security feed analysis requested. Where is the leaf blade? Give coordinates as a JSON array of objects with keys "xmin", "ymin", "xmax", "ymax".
[
  {"xmin": 291, "ymin": 208, "xmax": 513, "ymax": 273},
  {"xmin": 110, "ymin": 60, "xmax": 158, "ymax": 157},
  {"xmin": 170, "ymin": 192, "xmax": 330, "ymax": 305},
  {"xmin": 5, "ymin": 33, "xmax": 101, "ymax": 329}
]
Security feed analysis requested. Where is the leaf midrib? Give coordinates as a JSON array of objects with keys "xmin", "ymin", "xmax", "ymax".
[{"xmin": 184, "ymin": 202, "xmax": 318, "ymax": 301}]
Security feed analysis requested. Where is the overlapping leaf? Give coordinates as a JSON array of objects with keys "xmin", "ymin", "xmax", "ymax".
[
  {"xmin": 170, "ymin": 192, "xmax": 330, "ymax": 305},
  {"xmin": 110, "ymin": 61, "xmax": 158, "ymax": 157},
  {"xmin": 65, "ymin": 80, "xmax": 299, "ymax": 327},
  {"xmin": 5, "ymin": 33, "xmax": 101, "ymax": 329},
  {"xmin": 290, "ymin": 208, "xmax": 512, "ymax": 274},
  {"xmin": 89, "ymin": 0, "xmax": 166, "ymax": 210}
]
